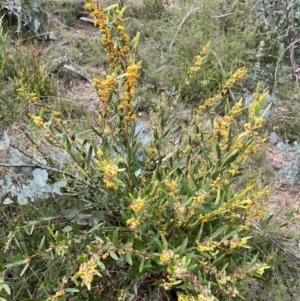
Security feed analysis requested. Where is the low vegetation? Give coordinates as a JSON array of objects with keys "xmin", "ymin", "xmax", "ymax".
[{"xmin": 0, "ymin": 0, "xmax": 300, "ymax": 300}]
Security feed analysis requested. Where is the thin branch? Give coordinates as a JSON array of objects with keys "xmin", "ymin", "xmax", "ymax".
[
  {"xmin": 212, "ymin": 12, "xmax": 234, "ymax": 18},
  {"xmin": 0, "ymin": 163, "xmax": 93, "ymax": 187},
  {"xmin": 169, "ymin": 4, "xmax": 200, "ymax": 52},
  {"xmin": 63, "ymin": 64, "xmax": 93, "ymax": 84},
  {"xmin": 3, "ymin": 143, "xmax": 107, "ymax": 195},
  {"xmin": 10, "ymin": 143, "xmax": 46, "ymax": 166}
]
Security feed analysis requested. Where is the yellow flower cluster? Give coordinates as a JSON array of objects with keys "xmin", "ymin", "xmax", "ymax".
[
  {"xmin": 23, "ymin": 258, "xmax": 30, "ymax": 264},
  {"xmin": 103, "ymin": 161, "xmax": 119, "ymax": 190},
  {"xmin": 221, "ymin": 67, "xmax": 247, "ymax": 94},
  {"xmin": 164, "ymin": 179, "xmax": 177, "ymax": 191},
  {"xmin": 198, "ymin": 67, "xmax": 247, "ymax": 113},
  {"xmin": 96, "ymin": 149, "xmax": 103, "ymax": 157},
  {"xmin": 159, "ymin": 249, "xmax": 174, "ymax": 265},
  {"xmin": 164, "ymin": 256, "xmax": 189, "ymax": 280},
  {"xmin": 125, "ymin": 64, "xmax": 140, "ymax": 96},
  {"xmin": 50, "ymin": 289, "xmax": 65, "ymax": 301},
  {"xmin": 148, "ymin": 147, "xmax": 157, "ymax": 156},
  {"xmin": 114, "ymin": 10, "xmax": 131, "ymax": 64},
  {"xmin": 188, "ymin": 66, "xmax": 201, "ymax": 76},
  {"xmin": 229, "ymin": 100, "xmax": 244, "ymax": 116},
  {"xmin": 118, "ymin": 289, "xmax": 125, "ymax": 301},
  {"xmin": 223, "ymin": 235, "xmax": 249, "ymax": 250},
  {"xmin": 248, "ymin": 92, "xmax": 266, "ymax": 120},
  {"xmin": 124, "ymin": 114, "xmax": 136, "ymax": 122},
  {"xmin": 194, "ymin": 190, "xmax": 207, "ymax": 204},
  {"xmin": 17, "ymin": 87, "xmax": 39, "ymax": 104},
  {"xmin": 186, "ymin": 190, "xmax": 207, "ymax": 219},
  {"xmin": 187, "ymin": 41, "xmax": 210, "ymax": 78},
  {"xmin": 174, "ymin": 202, "xmax": 186, "ymax": 218},
  {"xmin": 197, "ymin": 213, "xmax": 212, "ymax": 223},
  {"xmin": 86, "ymin": 2, "xmax": 130, "ymax": 69},
  {"xmin": 213, "ymin": 117, "xmax": 230, "ymax": 138},
  {"xmin": 233, "ymin": 262, "xmax": 268, "ymax": 283},
  {"xmin": 182, "ymin": 144, "xmax": 192, "ymax": 154},
  {"xmin": 94, "ymin": 75, "xmax": 118, "ymax": 103},
  {"xmin": 84, "ymin": 2, "xmax": 93, "ymax": 11},
  {"xmin": 27, "ymin": 92, "xmax": 38, "ymax": 103},
  {"xmin": 200, "ymin": 40, "xmax": 211, "ymax": 56},
  {"xmin": 224, "ymin": 286, "xmax": 239, "ymax": 298},
  {"xmin": 78, "ymin": 257, "xmax": 98, "ymax": 290},
  {"xmin": 89, "ymin": 3, "xmax": 117, "ymax": 65},
  {"xmin": 195, "ymin": 56, "xmax": 202, "ymax": 66},
  {"xmin": 216, "ymin": 270, "xmax": 232, "ymax": 285},
  {"xmin": 126, "ymin": 217, "xmax": 141, "ymax": 231},
  {"xmin": 96, "ymin": 159, "xmax": 120, "ymax": 190},
  {"xmin": 173, "ymin": 265, "xmax": 188, "ymax": 279},
  {"xmin": 104, "ymin": 161, "xmax": 118, "ymax": 178},
  {"xmin": 119, "ymin": 64, "xmax": 141, "ymax": 120},
  {"xmin": 199, "ymin": 94, "xmax": 223, "ymax": 112},
  {"xmin": 33, "ymin": 116, "xmax": 44, "ymax": 127},
  {"xmin": 177, "ymin": 293, "xmax": 215, "ymax": 301},
  {"xmin": 210, "ymin": 176, "xmax": 224, "ymax": 191},
  {"xmin": 197, "ymin": 239, "xmax": 219, "ymax": 253},
  {"xmin": 130, "ymin": 198, "xmax": 145, "ymax": 213},
  {"xmin": 228, "ymin": 162, "xmax": 238, "ymax": 176},
  {"xmin": 256, "ymin": 267, "xmax": 264, "ymax": 275}
]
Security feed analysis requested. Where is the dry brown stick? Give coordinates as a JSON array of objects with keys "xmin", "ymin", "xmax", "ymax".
[
  {"xmin": 0, "ymin": 163, "xmax": 92, "ymax": 187},
  {"xmin": 2, "ymin": 144, "xmax": 103, "ymax": 192},
  {"xmin": 63, "ymin": 64, "xmax": 93, "ymax": 84},
  {"xmin": 212, "ymin": 12, "xmax": 234, "ymax": 18},
  {"xmin": 169, "ymin": 3, "xmax": 200, "ymax": 52}
]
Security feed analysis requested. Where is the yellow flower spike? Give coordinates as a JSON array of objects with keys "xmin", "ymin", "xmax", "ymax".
[
  {"xmin": 256, "ymin": 267, "xmax": 265, "ymax": 276},
  {"xmin": 126, "ymin": 217, "xmax": 141, "ymax": 231},
  {"xmin": 194, "ymin": 56, "xmax": 202, "ymax": 66},
  {"xmin": 77, "ymin": 257, "xmax": 99, "ymax": 290},
  {"xmin": 122, "ymin": 34, "xmax": 130, "ymax": 44},
  {"xmin": 53, "ymin": 111, "xmax": 60, "ymax": 117},
  {"xmin": 23, "ymin": 258, "xmax": 30, "ymax": 264},
  {"xmin": 104, "ymin": 161, "xmax": 118, "ymax": 179},
  {"xmin": 164, "ymin": 179, "xmax": 177, "ymax": 190},
  {"xmin": 84, "ymin": 2, "xmax": 93, "ymax": 11},
  {"xmin": 159, "ymin": 250, "xmax": 174, "ymax": 265},
  {"xmin": 200, "ymin": 40, "xmax": 211, "ymax": 55},
  {"xmin": 117, "ymin": 25, "xmax": 125, "ymax": 32},
  {"xmin": 222, "ymin": 67, "xmax": 247, "ymax": 92},
  {"xmin": 33, "ymin": 116, "xmax": 44, "ymax": 127},
  {"xmin": 125, "ymin": 64, "xmax": 141, "ymax": 91},
  {"xmin": 95, "ymin": 75, "xmax": 118, "ymax": 103},
  {"xmin": 124, "ymin": 114, "xmax": 136, "ymax": 122},
  {"xmin": 130, "ymin": 198, "xmax": 145, "ymax": 213},
  {"xmin": 54, "ymin": 289, "xmax": 65, "ymax": 298},
  {"xmin": 96, "ymin": 149, "xmax": 103, "ymax": 157}
]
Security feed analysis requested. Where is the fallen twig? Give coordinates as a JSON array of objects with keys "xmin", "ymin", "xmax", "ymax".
[
  {"xmin": 212, "ymin": 12, "xmax": 234, "ymax": 18},
  {"xmin": 0, "ymin": 163, "xmax": 92, "ymax": 187},
  {"xmin": 169, "ymin": 2, "xmax": 200, "ymax": 52},
  {"xmin": 63, "ymin": 64, "xmax": 93, "ymax": 84}
]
